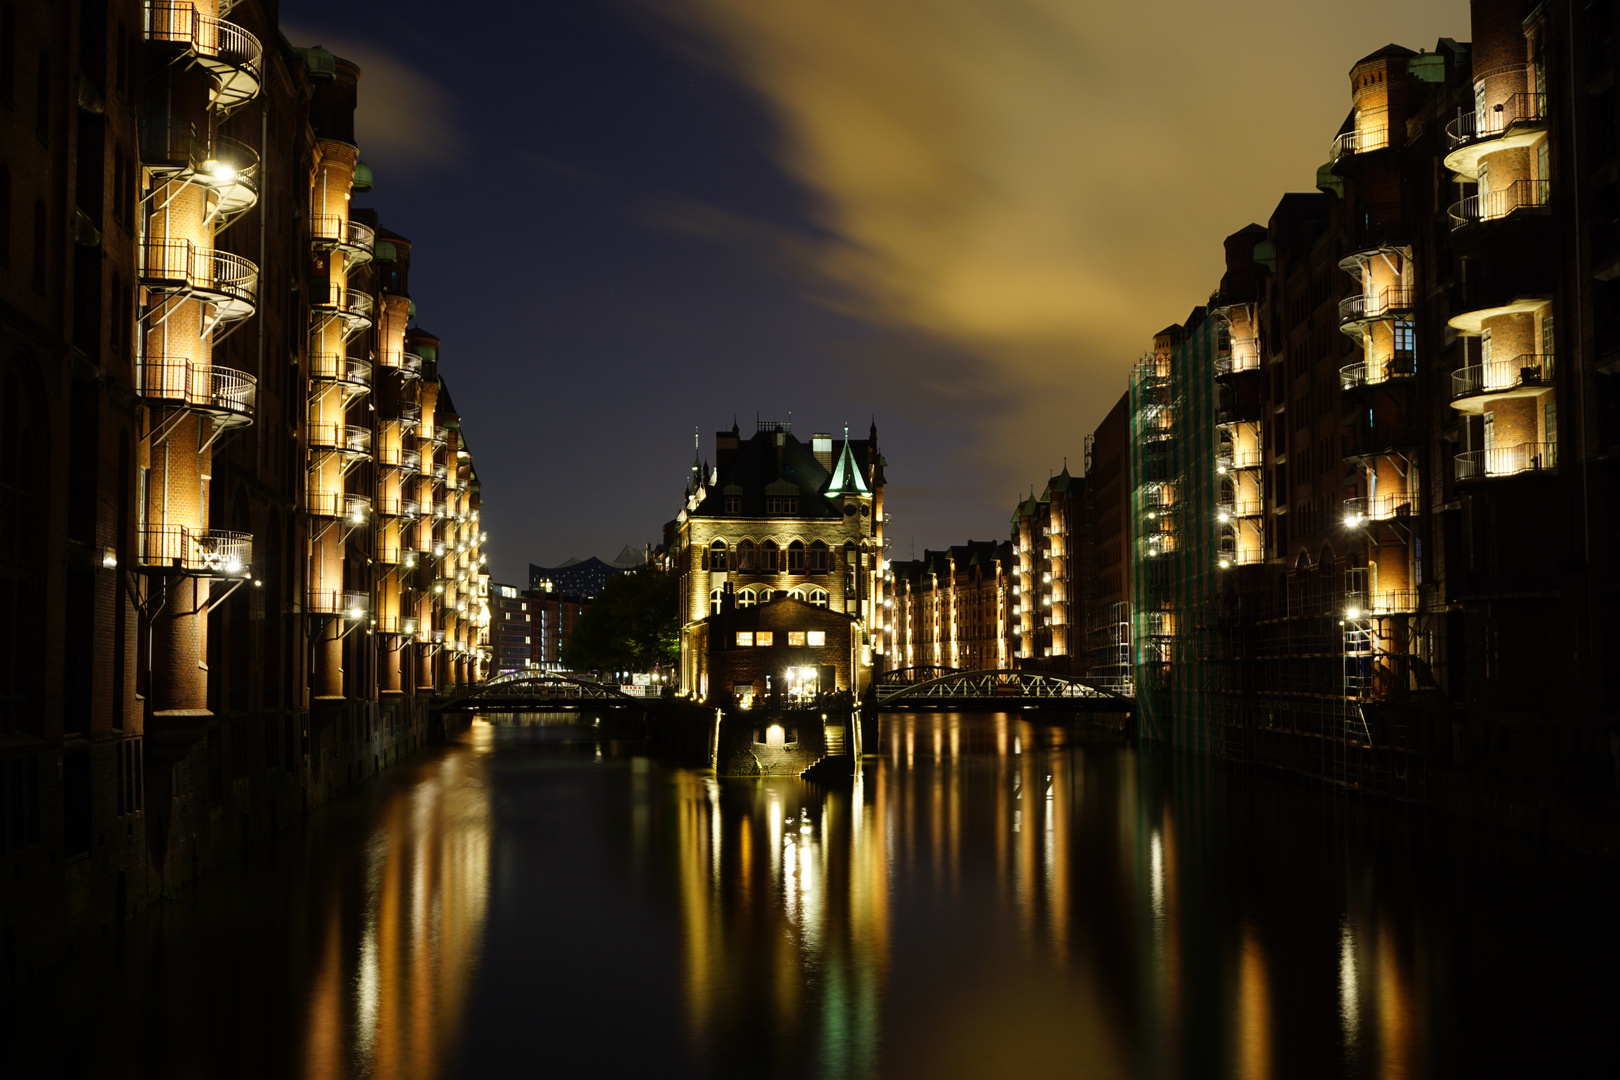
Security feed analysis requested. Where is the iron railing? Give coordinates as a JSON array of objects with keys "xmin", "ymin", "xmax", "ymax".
[
  {"xmin": 140, "ymin": 358, "xmax": 256, "ymax": 420},
  {"xmin": 1448, "ymin": 179, "xmax": 1550, "ymax": 229},
  {"xmin": 309, "ymin": 352, "xmax": 371, "ymax": 388},
  {"xmin": 1445, "ymin": 90, "xmax": 1547, "ymax": 149},
  {"xmin": 310, "ymin": 214, "xmax": 376, "ymax": 258},
  {"xmin": 307, "ymin": 421, "xmax": 371, "ymax": 454},
  {"xmin": 306, "ymin": 490, "xmax": 371, "ymax": 521},
  {"xmin": 139, "ymin": 525, "xmax": 252, "ymax": 576},
  {"xmin": 1455, "ymin": 441, "xmax": 1557, "ymax": 480},
  {"xmin": 310, "ymin": 283, "xmax": 374, "ymax": 324},
  {"xmin": 1338, "ymin": 286, "xmax": 1414, "ymax": 326},
  {"xmin": 307, "ymin": 589, "xmax": 369, "ymax": 617},
  {"xmin": 1340, "ymin": 351, "xmax": 1417, "ymax": 389},
  {"xmin": 141, "ymin": 239, "xmax": 259, "ymax": 316},
  {"xmin": 1451, "ymin": 354, "xmax": 1551, "ymax": 400},
  {"xmin": 1342, "ymin": 493, "xmax": 1415, "ymax": 525}
]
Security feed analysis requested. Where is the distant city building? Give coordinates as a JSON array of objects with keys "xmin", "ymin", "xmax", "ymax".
[
  {"xmin": 1010, "ymin": 466, "xmax": 1088, "ymax": 670},
  {"xmin": 491, "ymin": 584, "xmax": 588, "ymax": 673},
  {"xmin": 887, "ymin": 541, "xmax": 1015, "ymax": 673},
  {"xmin": 528, "ymin": 545, "xmax": 642, "ymax": 598},
  {"xmin": 669, "ymin": 419, "xmax": 887, "ymax": 701}
]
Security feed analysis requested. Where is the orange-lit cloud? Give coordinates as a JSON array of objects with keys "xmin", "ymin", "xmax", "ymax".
[{"xmin": 632, "ymin": 0, "xmax": 1466, "ymax": 495}]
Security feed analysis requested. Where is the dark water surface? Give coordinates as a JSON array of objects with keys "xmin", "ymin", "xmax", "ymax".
[{"xmin": 12, "ymin": 713, "xmax": 1617, "ymax": 1079}]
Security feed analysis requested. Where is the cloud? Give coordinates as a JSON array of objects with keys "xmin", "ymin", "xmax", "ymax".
[
  {"xmin": 629, "ymin": 0, "xmax": 1467, "ymax": 496},
  {"xmin": 282, "ymin": 26, "xmax": 464, "ymax": 175}
]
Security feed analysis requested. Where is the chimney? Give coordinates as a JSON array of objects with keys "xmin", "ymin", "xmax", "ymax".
[
  {"xmin": 715, "ymin": 430, "xmax": 739, "ymax": 472},
  {"xmin": 812, "ymin": 433, "xmax": 833, "ymax": 470}
]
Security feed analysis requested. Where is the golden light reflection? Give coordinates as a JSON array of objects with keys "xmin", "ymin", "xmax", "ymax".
[
  {"xmin": 301, "ymin": 735, "xmax": 491, "ymax": 1080},
  {"xmin": 1237, "ymin": 921, "xmax": 1272, "ymax": 1080}
]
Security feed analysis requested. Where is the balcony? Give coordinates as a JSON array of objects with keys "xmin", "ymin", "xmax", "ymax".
[
  {"xmin": 375, "ymin": 615, "xmax": 419, "ymax": 636},
  {"xmin": 141, "ymin": 358, "xmax": 256, "ymax": 426},
  {"xmin": 1340, "ymin": 351, "xmax": 1417, "ymax": 390},
  {"xmin": 141, "ymin": 123, "xmax": 259, "ymax": 224},
  {"xmin": 1443, "ymin": 90, "xmax": 1547, "ymax": 177},
  {"xmin": 138, "ymin": 525, "xmax": 252, "ymax": 577},
  {"xmin": 307, "ymin": 490, "xmax": 371, "ymax": 523},
  {"xmin": 1329, "ymin": 119, "xmax": 1391, "ymax": 164},
  {"xmin": 1214, "ymin": 338, "xmax": 1261, "ymax": 376},
  {"xmin": 310, "ymin": 215, "xmax": 376, "ymax": 265},
  {"xmin": 144, "ymin": 3, "xmax": 262, "ymax": 112},
  {"xmin": 1216, "ymin": 446, "xmax": 1262, "ymax": 473},
  {"xmin": 308, "ymin": 589, "xmax": 369, "ymax": 618},
  {"xmin": 1342, "ymin": 493, "xmax": 1415, "ymax": 527},
  {"xmin": 308, "ymin": 421, "xmax": 371, "ymax": 457},
  {"xmin": 378, "ymin": 351, "xmax": 426, "ymax": 380},
  {"xmin": 431, "ymin": 461, "xmax": 449, "ymax": 482},
  {"xmin": 376, "ymin": 492, "xmax": 420, "ymax": 519},
  {"xmin": 1448, "ymin": 179, "xmax": 1550, "ymax": 230},
  {"xmin": 1338, "ymin": 286, "xmax": 1414, "ymax": 330},
  {"xmin": 1455, "ymin": 441, "xmax": 1557, "ymax": 481},
  {"xmin": 1450, "ymin": 354, "xmax": 1552, "ymax": 412},
  {"xmin": 376, "ymin": 539, "xmax": 403, "ymax": 565},
  {"xmin": 376, "ymin": 445, "xmax": 422, "ymax": 473},
  {"xmin": 310, "ymin": 283, "xmax": 374, "ymax": 336},
  {"xmin": 378, "ymin": 399, "xmax": 421, "ymax": 425},
  {"xmin": 309, "ymin": 352, "xmax": 371, "ymax": 391},
  {"xmin": 141, "ymin": 239, "xmax": 258, "ymax": 323},
  {"xmin": 1345, "ymin": 590, "xmax": 1419, "ymax": 617}
]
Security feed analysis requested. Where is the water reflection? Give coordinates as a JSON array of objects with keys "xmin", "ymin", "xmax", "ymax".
[{"xmin": 24, "ymin": 709, "xmax": 1617, "ymax": 1079}]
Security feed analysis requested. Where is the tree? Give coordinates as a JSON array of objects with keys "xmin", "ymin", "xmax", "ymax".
[{"xmin": 560, "ymin": 565, "xmax": 679, "ymax": 674}]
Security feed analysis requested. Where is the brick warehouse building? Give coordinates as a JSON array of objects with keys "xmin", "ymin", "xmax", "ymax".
[
  {"xmin": 887, "ymin": 540, "xmax": 1015, "ymax": 674},
  {"xmin": 671, "ymin": 420, "xmax": 887, "ymax": 700},
  {"xmin": 1074, "ymin": 0, "xmax": 1620, "ymax": 848},
  {"xmin": 0, "ymin": 1, "xmax": 493, "ymax": 983}
]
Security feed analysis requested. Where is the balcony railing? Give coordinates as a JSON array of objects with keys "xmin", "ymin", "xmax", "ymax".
[
  {"xmin": 432, "ymin": 462, "xmax": 448, "ymax": 481},
  {"xmin": 310, "ymin": 215, "xmax": 376, "ymax": 262},
  {"xmin": 379, "ymin": 400, "xmax": 421, "ymax": 424},
  {"xmin": 1216, "ymin": 446, "xmax": 1263, "ymax": 472},
  {"xmin": 376, "ymin": 540, "xmax": 403, "ymax": 565},
  {"xmin": 310, "ymin": 283, "xmax": 374, "ymax": 331},
  {"xmin": 1445, "ymin": 91, "xmax": 1547, "ymax": 150},
  {"xmin": 141, "ymin": 122, "xmax": 260, "ymax": 221},
  {"xmin": 376, "ymin": 445, "xmax": 422, "ymax": 473},
  {"xmin": 141, "ymin": 358, "xmax": 256, "ymax": 423},
  {"xmin": 1330, "ymin": 119, "xmax": 1391, "ymax": 162},
  {"xmin": 1342, "ymin": 493, "xmax": 1415, "ymax": 526},
  {"xmin": 1451, "ymin": 354, "xmax": 1552, "ymax": 402},
  {"xmin": 307, "ymin": 490, "xmax": 372, "ymax": 522},
  {"xmin": 139, "ymin": 525, "xmax": 252, "ymax": 577},
  {"xmin": 144, "ymin": 3, "xmax": 262, "ymax": 111},
  {"xmin": 308, "ymin": 421, "xmax": 371, "ymax": 455},
  {"xmin": 1338, "ymin": 286, "xmax": 1414, "ymax": 327},
  {"xmin": 1340, "ymin": 351, "xmax": 1417, "ymax": 389},
  {"xmin": 375, "ymin": 615, "xmax": 419, "ymax": 636},
  {"xmin": 1346, "ymin": 590, "xmax": 1420, "ymax": 616},
  {"xmin": 141, "ymin": 239, "xmax": 259, "ymax": 321},
  {"xmin": 376, "ymin": 493, "xmax": 420, "ymax": 519},
  {"xmin": 309, "ymin": 352, "xmax": 371, "ymax": 389},
  {"xmin": 1455, "ymin": 441, "xmax": 1557, "ymax": 481},
  {"xmin": 307, "ymin": 589, "xmax": 370, "ymax": 618},
  {"xmin": 1448, "ymin": 179, "xmax": 1550, "ymax": 230}
]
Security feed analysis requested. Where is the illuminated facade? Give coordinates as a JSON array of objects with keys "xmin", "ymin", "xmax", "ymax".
[
  {"xmin": 673, "ymin": 420, "xmax": 886, "ymax": 699},
  {"xmin": 1090, "ymin": 5, "xmax": 1620, "ymax": 839},
  {"xmin": 887, "ymin": 540, "xmax": 1015, "ymax": 673},
  {"xmin": 0, "ymin": 0, "xmax": 493, "ymax": 974},
  {"xmin": 1009, "ymin": 465, "xmax": 1087, "ymax": 667}
]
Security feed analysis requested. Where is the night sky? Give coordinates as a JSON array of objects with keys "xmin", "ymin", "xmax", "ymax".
[{"xmin": 281, "ymin": 0, "xmax": 1467, "ymax": 582}]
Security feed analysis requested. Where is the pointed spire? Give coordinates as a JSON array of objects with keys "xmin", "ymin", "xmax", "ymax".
[{"xmin": 826, "ymin": 427, "xmax": 871, "ymax": 495}]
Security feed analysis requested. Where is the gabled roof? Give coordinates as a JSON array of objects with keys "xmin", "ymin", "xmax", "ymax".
[{"xmin": 691, "ymin": 426, "xmax": 876, "ymax": 520}]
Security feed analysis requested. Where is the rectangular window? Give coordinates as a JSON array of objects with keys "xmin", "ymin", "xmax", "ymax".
[
  {"xmin": 736, "ymin": 632, "xmax": 754, "ymax": 647},
  {"xmin": 766, "ymin": 497, "xmax": 798, "ymax": 515},
  {"xmin": 724, "ymin": 496, "xmax": 741, "ymax": 514},
  {"xmin": 807, "ymin": 630, "xmax": 826, "ymax": 647},
  {"xmin": 756, "ymin": 631, "xmax": 774, "ymax": 646},
  {"xmin": 787, "ymin": 631, "xmax": 805, "ymax": 647}
]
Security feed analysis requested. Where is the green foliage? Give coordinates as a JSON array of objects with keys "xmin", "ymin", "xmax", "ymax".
[{"xmin": 560, "ymin": 566, "xmax": 679, "ymax": 674}]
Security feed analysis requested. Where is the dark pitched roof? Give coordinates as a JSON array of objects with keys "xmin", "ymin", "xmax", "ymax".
[
  {"xmin": 1355, "ymin": 43, "xmax": 1417, "ymax": 65},
  {"xmin": 692, "ymin": 427, "xmax": 876, "ymax": 520}
]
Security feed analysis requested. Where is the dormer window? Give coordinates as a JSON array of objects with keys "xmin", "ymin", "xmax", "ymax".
[
  {"xmin": 766, "ymin": 496, "xmax": 797, "ymax": 515},
  {"xmin": 724, "ymin": 495, "xmax": 741, "ymax": 514}
]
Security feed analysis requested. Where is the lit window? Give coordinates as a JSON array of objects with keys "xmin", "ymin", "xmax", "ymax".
[
  {"xmin": 756, "ymin": 631, "xmax": 774, "ymax": 646},
  {"xmin": 738, "ymin": 588, "xmax": 756, "ymax": 608},
  {"xmin": 736, "ymin": 632, "xmax": 754, "ymax": 647},
  {"xmin": 757, "ymin": 589, "xmax": 773, "ymax": 603},
  {"xmin": 710, "ymin": 588, "xmax": 723, "ymax": 615},
  {"xmin": 787, "ymin": 631, "xmax": 806, "ymax": 647},
  {"xmin": 810, "ymin": 589, "xmax": 828, "ymax": 608},
  {"xmin": 807, "ymin": 630, "xmax": 826, "ymax": 647}
]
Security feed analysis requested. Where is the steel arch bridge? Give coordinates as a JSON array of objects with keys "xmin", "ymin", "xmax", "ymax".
[
  {"xmin": 435, "ymin": 671, "xmax": 647, "ymax": 712},
  {"xmin": 875, "ymin": 668, "xmax": 1134, "ymax": 711}
]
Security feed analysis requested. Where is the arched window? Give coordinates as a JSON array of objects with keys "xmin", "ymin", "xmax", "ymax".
[
  {"xmin": 761, "ymin": 539, "xmax": 779, "ymax": 572},
  {"xmin": 788, "ymin": 588, "xmax": 806, "ymax": 602},
  {"xmin": 757, "ymin": 589, "xmax": 772, "ymax": 604},
  {"xmin": 709, "ymin": 539, "xmax": 728, "ymax": 571},
  {"xmin": 808, "ymin": 539, "xmax": 828, "ymax": 572},
  {"xmin": 34, "ymin": 50, "xmax": 48, "ymax": 144},
  {"xmin": 736, "ymin": 539, "xmax": 754, "ymax": 571},
  {"xmin": 0, "ymin": 7, "xmax": 13, "ymax": 106},
  {"xmin": 0, "ymin": 164, "xmax": 9, "ymax": 267},
  {"xmin": 709, "ymin": 588, "xmax": 723, "ymax": 616},
  {"xmin": 809, "ymin": 589, "xmax": 828, "ymax": 608},
  {"xmin": 843, "ymin": 541, "xmax": 857, "ymax": 569},
  {"xmin": 31, "ymin": 198, "xmax": 44, "ymax": 292},
  {"xmin": 787, "ymin": 540, "xmax": 805, "ymax": 572},
  {"xmin": 737, "ymin": 588, "xmax": 755, "ymax": 608}
]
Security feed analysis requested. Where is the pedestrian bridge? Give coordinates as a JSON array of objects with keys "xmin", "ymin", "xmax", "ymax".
[
  {"xmin": 435, "ymin": 671, "xmax": 649, "ymax": 712},
  {"xmin": 875, "ymin": 668, "xmax": 1134, "ymax": 711}
]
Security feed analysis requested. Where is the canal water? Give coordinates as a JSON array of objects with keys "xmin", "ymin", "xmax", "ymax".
[{"xmin": 11, "ymin": 712, "xmax": 1615, "ymax": 1079}]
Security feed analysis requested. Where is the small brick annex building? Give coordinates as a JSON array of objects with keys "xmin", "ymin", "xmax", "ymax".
[{"xmin": 696, "ymin": 591, "xmax": 859, "ymax": 707}]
